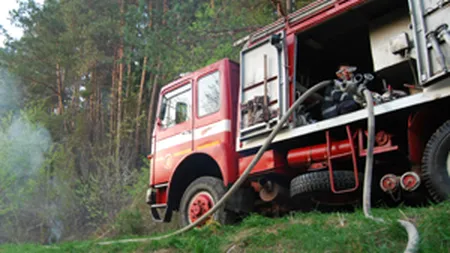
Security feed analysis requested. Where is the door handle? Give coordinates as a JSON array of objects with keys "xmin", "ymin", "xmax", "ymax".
[{"xmin": 181, "ymin": 130, "xmax": 192, "ymax": 135}]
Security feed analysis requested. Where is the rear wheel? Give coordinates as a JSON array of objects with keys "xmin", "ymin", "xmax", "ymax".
[
  {"xmin": 422, "ymin": 120, "xmax": 450, "ymax": 202},
  {"xmin": 179, "ymin": 176, "xmax": 235, "ymax": 227},
  {"xmin": 290, "ymin": 170, "xmax": 363, "ymax": 211}
]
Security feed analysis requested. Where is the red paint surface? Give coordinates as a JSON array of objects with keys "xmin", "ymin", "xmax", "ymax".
[
  {"xmin": 287, "ymin": 140, "xmax": 352, "ymax": 167},
  {"xmin": 156, "ymin": 187, "xmax": 168, "ymax": 204},
  {"xmin": 239, "ymin": 150, "xmax": 285, "ymax": 176},
  {"xmin": 407, "ymin": 112, "xmax": 427, "ymax": 165}
]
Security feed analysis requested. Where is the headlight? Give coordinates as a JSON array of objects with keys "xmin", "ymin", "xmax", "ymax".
[{"xmin": 146, "ymin": 188, "xmax": 153, "ymax": 204}]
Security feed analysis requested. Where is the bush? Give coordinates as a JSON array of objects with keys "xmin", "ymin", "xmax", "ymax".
[{"xmin": 114, "ymin": 209, "xmax": 146, "ymax": 236}]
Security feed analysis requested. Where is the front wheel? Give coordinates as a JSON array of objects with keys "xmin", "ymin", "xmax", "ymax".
[{"xmin": 179, "ymin": 176, "xmax": 235, "ymax": 227}]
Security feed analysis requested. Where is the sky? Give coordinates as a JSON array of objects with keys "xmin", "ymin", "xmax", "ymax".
[{"xmin": 0, "ymin": 0, "xmax": 45, "ymax": 46}]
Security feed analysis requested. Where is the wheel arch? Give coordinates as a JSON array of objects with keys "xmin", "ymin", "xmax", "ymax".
[
  {"xmin": 167, "ymin": 152, "xmax": 224, "ymax": 212},
  {"xmin": 407, "ymin": 99, "xmax": 450, "ymax": 167}
]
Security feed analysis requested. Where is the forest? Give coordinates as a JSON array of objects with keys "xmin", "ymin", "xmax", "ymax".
[{"xmin": 0, "ymin": 0, "xmax": 313, "ymax": 244}]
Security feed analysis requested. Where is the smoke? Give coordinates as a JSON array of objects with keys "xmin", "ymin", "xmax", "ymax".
[
  {"xmin": 5, "ymin": 117, "xmax": 52, "ymax": 174},
  {"xmin": 0, "ymin": 68, "xmax": 60, "ymax": 243},
  {"xmin": 0, "ymin": 69, "xmax": 21, "ymax": 114},
  {"xmin": 0, "ymin": 68, "xmax": 51, "ymax": 174}
]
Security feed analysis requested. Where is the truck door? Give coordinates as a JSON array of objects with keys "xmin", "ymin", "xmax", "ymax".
[
  {"xmin": 239, "ymin": 32, "xmax": 289, "ymax": 141},
  {"xmin": 153, "ymin": 82, "xmax": 193, "ymax": 185},
  {"xmin": 194, "ymin": 70, "xmax": 223, "ymax": 151}
]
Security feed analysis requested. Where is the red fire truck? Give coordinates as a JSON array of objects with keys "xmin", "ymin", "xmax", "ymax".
[{"xmin": 146, "ymin": 0, "xmax": 450, "ymax": 226}]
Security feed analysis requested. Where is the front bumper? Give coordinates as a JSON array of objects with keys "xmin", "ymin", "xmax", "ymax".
[
  {"xmin": 146, "ymin": 187, "xmax": 155, "ymax": 205},
  {"xmin": 147, "ymin": 188, "xmax": 172, "ymax": 222}
]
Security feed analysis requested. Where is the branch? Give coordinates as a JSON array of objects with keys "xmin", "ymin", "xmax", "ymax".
[
  {"xmin": 198, "ymin": 26, "xmax": 262, "ymax": 35},
  {"xmin": 270, "ymin": 0, "xmax": 286, "ymax": 17},
  {"xmin": 21, "ymin": 75, "xmax": 60, "ymax": 95}
]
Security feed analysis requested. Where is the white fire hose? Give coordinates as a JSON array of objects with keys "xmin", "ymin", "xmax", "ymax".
[
  {"xmin": 99, "ymin": 82, "xmax": 419, "ymax": 253},
  {"xmin": 362, "ymin": 89, "xmax": 419, "ymax": 253}
]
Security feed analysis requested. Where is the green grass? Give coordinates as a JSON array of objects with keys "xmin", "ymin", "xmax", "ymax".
[{"xmin": 1, "ymin": 202, "xmax": 449, "ymax": 253}]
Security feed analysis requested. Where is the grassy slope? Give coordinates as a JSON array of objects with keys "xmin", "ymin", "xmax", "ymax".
[{"xmin": 1, "ymin": 202, "xmax": 449, "ymax": 253}]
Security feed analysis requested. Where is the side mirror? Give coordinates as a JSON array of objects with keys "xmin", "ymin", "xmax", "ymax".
[{"xmin": 158, "ymin": 99, "xmax": 167, "ymax": 121}]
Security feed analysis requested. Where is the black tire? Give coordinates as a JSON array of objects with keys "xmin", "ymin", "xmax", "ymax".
[
  {"xmin": 422, "ymin": 120, "xmax": 450, "ymax": 202},
  {"xmin": 290, "ymin": 171, "xmax": 363, "ymax": 210},
  {"xmin": 179, "ymin": 176, "xmax": 235, "ymax": 227}
]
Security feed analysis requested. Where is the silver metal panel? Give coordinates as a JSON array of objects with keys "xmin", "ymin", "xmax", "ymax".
[
  {"xmin": 408, "ymin": 0, "xmax": 433, "ymax": 82},
  {"xmin": 424, "ymin": 5, "xmax": 450, "ymax": 75},
  {"xmin": 237, "ymin": 78, "xmax": 450, "ymax": 152},
  {"xmin": 242, "ymin": 43, "xmax": 279, "ymax": 89},
  {"xmin": 409, "ymin": 0, "xmax": 450, "ymax": 83},
  {"xmin": 240, "ymin": 33, "xmax": 288, "ymax": 135},
  {"xmin": 422, "ymin": 0, "xmax": 450, "ymax": 14},
  {"xmin": 369, "ymin": 13, "xmax": 416, "ymax": 72}
]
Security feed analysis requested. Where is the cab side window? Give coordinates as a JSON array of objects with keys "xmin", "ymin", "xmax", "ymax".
[
  {"xmin": 197, "ymin": 71, "xmax": 220, "ymax": 117},
  {"xmin": 159, "ymin": 84, "xmax": 191, "ymax": 128}
]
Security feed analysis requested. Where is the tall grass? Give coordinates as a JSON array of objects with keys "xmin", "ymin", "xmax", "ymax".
[{"xmin": 1, "ymin": 202, "xmax": 449, "ymax": 253}]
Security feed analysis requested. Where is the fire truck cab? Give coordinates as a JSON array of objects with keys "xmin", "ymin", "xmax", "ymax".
[{"xmin": 147, "ymin": 0, "xmax": 450, "ymax": 226}]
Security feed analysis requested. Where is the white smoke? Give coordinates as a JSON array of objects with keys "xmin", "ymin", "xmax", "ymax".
[
  {"xmin": 0, "ymin": 69, "xmax": 21, "ymax": 113},
  {"xmin": 0, "ymin": 68, "xmax": 51, "ymax": 173},
  {"xmin": 0, "ymin": 68, "xmax": 59, "ymax": 243},
  {"xmin": 5, "ymin": 117, "xmax": 52, "ymax": 174}
]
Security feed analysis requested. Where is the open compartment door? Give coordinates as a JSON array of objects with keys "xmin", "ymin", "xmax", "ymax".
[{"xmin": 239, "ymin": 32, "xmax": 289, "ymax": 141}]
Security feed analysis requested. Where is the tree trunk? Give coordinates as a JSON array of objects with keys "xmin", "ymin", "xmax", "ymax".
[
  {"xmin": 271, "ymin": 0, "xmax": 285, "ymax": 17},
  {"xmin": 148, "ymin": 0, "xmax": 153, "ymax": 27},
  {"xmin": 116, "ymin": 0, "xmax": 125, "ymax": 160},
  {"xmin": 89, "ymin": 94, "xmax": 94, "ymax": 123},
  {"xmin": 134, "ymin": 56, "xmax": 148, "ymax": 155},
  {"xmin": 126, "ymin": 62, "xmax": 132, "ymax": 99},
  {"xmin": 99, "ymin": 88, "xmax": 104, "ymax": 142},
  {"xmin": 163, "ymin": 0, "xmax": 169, "ymax": 25},
  {"xmin": 92, "ymin": 63, "xmax": 97, "ymax": 124},
  {"xmin": 92, "ymin": 62, "xmax": 100, "ymax": 142},
  {"xmin": 110, "ymin": 55, "xmax": 117, "ymax": 138},
  {"xmin": 146, "ymin": 61, "xmax": 161, "ymax": 152},
  {"xmin": 286, "ymin": 0, "xmax": 291, "ymax": 13},
  {"xmin": 56, "ymin": 63, "xmax": 64, "ymax": 115}
]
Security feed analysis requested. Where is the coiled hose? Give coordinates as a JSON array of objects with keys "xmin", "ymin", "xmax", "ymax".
[
  {"xmin": 99, "ymin": 83, "xmax": 419, "ymax": 252},
  {"xmin": 362, "ymin": 89, "xmax": 419, "ymax": 253}
]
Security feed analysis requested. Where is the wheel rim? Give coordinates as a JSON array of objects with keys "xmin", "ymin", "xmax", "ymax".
[
  {"xmin": 447, "ymin": 151, "xmax": 450, "ymax": 177},
  {"xmin": 188, "ymin": 191, "xmax": 214, "ymax": 224}
]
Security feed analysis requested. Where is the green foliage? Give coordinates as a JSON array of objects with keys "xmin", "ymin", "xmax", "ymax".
[
  {"xmin": 114, "ymin": 209, "xmax": 146, "ymax": 236},
  {"xmin": 1, "ymin": 203, "xmax": 450, "ymax": 253}
]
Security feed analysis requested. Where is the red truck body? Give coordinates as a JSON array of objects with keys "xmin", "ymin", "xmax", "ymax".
[
  {"xmin": 147, "ymin": 0, "xmax": 450, "ymax": 224},
  {"xmin": 151, "ymin": 60, "xmax": 240, "ymax": 188}
]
